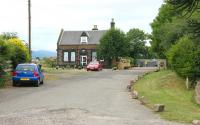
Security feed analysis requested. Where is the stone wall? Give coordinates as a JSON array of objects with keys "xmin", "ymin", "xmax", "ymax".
[
  {"xmin": 195, "ymin": 81, "xmax": 200, "ymax": 105},
  {"xmin": 136, "ymin": 59, "xmax": 167, "ymax": 69}
]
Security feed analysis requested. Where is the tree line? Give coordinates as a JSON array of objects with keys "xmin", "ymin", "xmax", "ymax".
[
  {"xmin": 150, "ymin": 0, "xmax": 200, "ymax": 84},
  {"xmin": 97, "ymin": 28, "xmax": 154, "ymax": 67}
]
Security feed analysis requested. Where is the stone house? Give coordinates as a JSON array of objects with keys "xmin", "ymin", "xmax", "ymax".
[{"xmin": 57, "ymin": 19, "xmax": 115, "ymax": 67}]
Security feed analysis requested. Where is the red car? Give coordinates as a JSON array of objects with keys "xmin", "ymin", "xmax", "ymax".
[{"xmin": 87, "ymin": 61, "xmax": 103, "ymax": 71}]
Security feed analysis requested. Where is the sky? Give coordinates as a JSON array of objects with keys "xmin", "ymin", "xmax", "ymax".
[{"xmin": 0, "ymin": 0, "xmax": 164, "ymax": 52}]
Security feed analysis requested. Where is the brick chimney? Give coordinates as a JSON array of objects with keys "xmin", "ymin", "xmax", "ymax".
[
  {"xmin": 92, "ymin": 25, "xmax": 98, "ymax": 31},
  {"xmin": 111, "ymin": 18, "xmax": 115, "ymax": 29}
]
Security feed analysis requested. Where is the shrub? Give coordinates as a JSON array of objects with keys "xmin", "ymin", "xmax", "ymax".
[
  {"xmin": 0, "ymin": 78, "xmax": 5, "ymax": 88},
  {"xmin": 167, "ymin": 35, "xmax": 200, "ymax": 82},
  {"xmin": 42, "ymin": 57, "xmax": 56, "ymax": 68},
  {"xmin": 123, "ymin": 57, "xmax": 134, "ymax": 66},
  {"xmin": 7, "ymin": 38, "xmax": 30, "ymax": 69}
]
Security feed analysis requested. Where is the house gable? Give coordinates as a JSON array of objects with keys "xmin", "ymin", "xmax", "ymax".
[{"xmin": 58, "ymin": 30, "xmax": 107, "ymax": 45}]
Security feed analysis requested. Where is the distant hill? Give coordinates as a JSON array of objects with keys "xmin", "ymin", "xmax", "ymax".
[{"xmin": 32, "ymin": 50, "xmax": 56, "ymax": 58}]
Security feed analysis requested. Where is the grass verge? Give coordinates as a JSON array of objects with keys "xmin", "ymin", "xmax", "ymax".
[
  {"xmin": 134, "ymin": 70, "xmax": 200, "ymax": 123},
  {"xmin": 44, "ymin": 68, "xmax": 87, "ymax": 81},
  {"xmin": 0, "ymin": 78, "xmax": 5, "ymax": 88}
]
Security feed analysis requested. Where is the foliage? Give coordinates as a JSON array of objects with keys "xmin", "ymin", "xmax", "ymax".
[
  {"xmin": 166, "ymin": 35, "xmax": 200, "ymax": 80},
  {"xmin": 167, "ymin": 0, "xmax": 200, "ymax": 39},
  {"xmin": 0, "ymin": 78, "xmax": 5, "ymax": 88},
  {"xmin": 0, "ymin": 37, "xmax": 11, "ymax": 75},
  {"xmin": 1, "ymin": 32, "xmax": 18, "ymax": 39},
  {"xmin": 167, "ymin": 0, "xmax": 200, "ymax": 16},
  {"xmin": 126, "ymin": 28, "xmax": 152, "ymax": 59},
  {"xmin": 97, "ymin": 28, "xmax": 129, "ymax": 67},
  {"xmin": 0, "ymin": 33, "xmax": 29, "ymax": 87},
  {"xmin": 150, "ymin": 3, "xmax": 188, "ymax": 58},
  {"xmin": 135, "ymin": 70, "xmax": 200, "ymax": 123},
  {"xmin": 7, "ymin": 38, "xmax": 30, "ymax": 69},
  {"xmin": 0, "ymin": 34, "xmax": 30, "ymax": 69},
  {"xmin": 42, "ymin": 57, "xmax": 56, "ymax": 68},
  {"xmin": 123, "ymin": 57, "xmax": 134, "ymax": 66},
  {"xmin": 151, "ymin": 1, "xmax": 200, "ymax": 82}
]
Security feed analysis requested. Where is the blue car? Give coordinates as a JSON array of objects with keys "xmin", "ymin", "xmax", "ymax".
[{"xmin": 12, "ymin": 63, "xmax": 44, "ymax": 87}]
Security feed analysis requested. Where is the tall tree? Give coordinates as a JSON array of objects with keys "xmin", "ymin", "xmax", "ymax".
[
  {"xmin": 97, "ymin": 29, "xmax": 129, "ymax": 67},
  {"xmin": 151, "ymin": 3, "xmax": 188, "ymax": 58},
  {"xmin": 167, "ymin": 0, "xmax": 199, "ymax": 15},
  {"xmin": 126, "ymin": 28, "xmax": 150, "ymax": 59},
  {"xmin": 167, "ymin": 0, "xmax": 200, "ymax": 39},
  {"xmin": 151, "ymin": 1, "xmax": 200, "ymax": 82}
]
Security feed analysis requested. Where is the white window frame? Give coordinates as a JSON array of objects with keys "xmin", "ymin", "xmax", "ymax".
[
  {"xmin": 92, "ymin": 51, "xmax": 97, "ymax": 61},
  {"xmin": 64, "ymin": 52, "xmax": 68, "ymax": 62},
  {"xmin": 70, "ymin": 52, "xmax": 76, "ymax": 62},
  {"xmin": 81, "ymin": 36, "xmax": 88, "ymax": 44}
]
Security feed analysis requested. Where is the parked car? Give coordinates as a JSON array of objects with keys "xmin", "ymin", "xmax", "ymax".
[
  {"xmin": 86, "ymin": 61, "xmax": 102, "ymax": 71},
  {"xmin": 12, "ymin": 63, "xmax": 44, "ymax": 87}
]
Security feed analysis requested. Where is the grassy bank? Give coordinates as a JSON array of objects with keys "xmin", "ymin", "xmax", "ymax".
[{"xmin": 134, "ymin": 70, "xmax": 200, "ymax": 123}]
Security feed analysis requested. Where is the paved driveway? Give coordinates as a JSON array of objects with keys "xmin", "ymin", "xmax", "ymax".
[{"xmin": 0, "ymin": 69, "xmax": 189, "ymax": 125}]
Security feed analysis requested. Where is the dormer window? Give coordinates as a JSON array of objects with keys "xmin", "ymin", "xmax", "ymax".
[
  {"xmin": 81, "ymin": 36, "xmax": 88, "ymax": 44},
  {"xmin": 80, "ymin": 31, "xmax": 89, "ymax": 44}
]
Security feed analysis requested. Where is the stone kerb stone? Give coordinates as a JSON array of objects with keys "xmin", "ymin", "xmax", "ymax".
[
  {"xmin": 154, "ymin": 104, "xmax": 165, "ymax": 112},
  {"xmin": 192, "ymin": 120, "xmax": 200, "ymax": 125},
  {"xmin": 127, "ymin": 84, "xmax": 132, "ymax": 92},
  {"xmin": 139, "ymin": 96, "xmax": 147, "ymax": 105},
  {"xmin": 131, "ymin": 90, "xmax": 138, "ymax": 99},
  {"xmin": 127, "ymin": 80, "xmax": 136, "ymax": 92}
]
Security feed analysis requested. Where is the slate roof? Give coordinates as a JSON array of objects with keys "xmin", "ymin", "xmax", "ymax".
[{"xmin": 58, "ymin": 30, "xmax": 107, "ymax": 45}]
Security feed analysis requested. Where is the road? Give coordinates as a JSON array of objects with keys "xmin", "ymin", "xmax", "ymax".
[{"xmin": 0, "ymin": 69, "xmax": 189, "ymax": 125}]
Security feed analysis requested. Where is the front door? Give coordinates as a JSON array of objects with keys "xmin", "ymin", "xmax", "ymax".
[{"xmin": 80, "ymin": 56, "xmax": 87, "ymax": 66}]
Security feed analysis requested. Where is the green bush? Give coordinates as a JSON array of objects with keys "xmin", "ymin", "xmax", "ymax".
[
  {"xmin": 0, "ymin": 78, "xmax": 5, "ymax": 88},
  {"xmin": 0, "ymin": 34, "xmax": 30, "ymax": 69},
  {"xmin": 42, "ymin": 57, "xmax": 56, "ymax": 68},
  {"xmin": 7, "ymin": 38, "xmax": 30, "ymax": 69},
  {"xmin": 167, "ymin": 35, "xmax": 200, "ymax": 82}
]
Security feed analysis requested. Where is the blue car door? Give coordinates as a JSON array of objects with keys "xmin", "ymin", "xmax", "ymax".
[{"xmin": 37, "ymin": 65, "xmax": 44, "ymax": 82}]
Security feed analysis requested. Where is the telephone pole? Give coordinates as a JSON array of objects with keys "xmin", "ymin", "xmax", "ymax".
[{"xmin": 28, "ymin": 0, "xmax": 32, "ymax": 62}]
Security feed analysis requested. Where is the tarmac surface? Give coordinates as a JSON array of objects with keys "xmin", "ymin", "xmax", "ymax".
[{"xmin": 0, "ymin": 68, "xmax": 189, "ymax": 125}]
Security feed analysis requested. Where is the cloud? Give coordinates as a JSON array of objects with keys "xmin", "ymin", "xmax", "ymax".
[{"xmin": 0, "ymin": 0, "xmax": 163, "ymax": 51}]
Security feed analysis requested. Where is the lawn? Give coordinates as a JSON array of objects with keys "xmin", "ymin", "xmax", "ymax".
[
  {"xmin": 43, "ymin": 68, "xmax": 88, "ymax": 81},
  {"xmin": 134, "ymin": 70, "xmax": 200, "ymax": 123}
]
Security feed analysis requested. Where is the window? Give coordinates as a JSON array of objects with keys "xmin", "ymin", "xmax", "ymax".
[
  {"xmin": 81, "ymin": 37, "xmax": 88, "ymax": 43},
  {"xmin": 64, "ymin": 52, "xmax": 68, "ymax": 62},
  {"xmin": 16, "ymin": 65, "xmax": 35, "ymax": 72},
  {"xmin": 92, "ymin": 51, "xmax": 97, "ymax": 61},
  {"xmin": 71, "ymin": 52, "xmax": 76, "ymax": 62}
]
